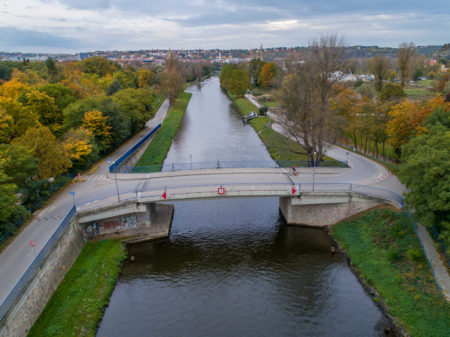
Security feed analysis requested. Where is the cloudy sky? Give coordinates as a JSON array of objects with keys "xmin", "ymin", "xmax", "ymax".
[{"xmin": 1, "ymin": 0, "xmax": 449, "ymax": 53}]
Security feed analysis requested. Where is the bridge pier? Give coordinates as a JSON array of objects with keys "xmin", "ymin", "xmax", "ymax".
[
  {"xmin": 279, "ymin": 193, "xmax": 383, "ymax": 227},
  {"xmin": 78, "ymin": 201, "xmax": 173, "ymax": 242}
]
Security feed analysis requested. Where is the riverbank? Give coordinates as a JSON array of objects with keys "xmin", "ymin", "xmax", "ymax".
[
  {"xmin": 28, "ymin": 240, "xmax": 127, "ymax": 337},
  {"xmin": 332, "ymin": 208, "xmax": 450, "ymax": 337},
  {"xmin": 134, "ymin": 91, "xmax": 192, "ymax": 171},
  {"xmin": 226, "ymin": 91, "xmax": 309, "ymax": 161}
]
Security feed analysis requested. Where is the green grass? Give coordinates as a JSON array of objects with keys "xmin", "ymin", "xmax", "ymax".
[
  {"xmin": 404, "ymin": 87, "xmax": 435, "ymax": 101},
  {"xmin": 333, "ymin": 209, "xmax": 450, "ymax": 337},
  {"xmin": 134, "ymin": 91, "xmax": 192, "ymax": 171},
  {"xmin": 228, "ymin": 91, "xmax": 344, "ymax": 164},
  {"xmin": 28, "ymin": 240, "xmax": 127, "ymax": 337}
]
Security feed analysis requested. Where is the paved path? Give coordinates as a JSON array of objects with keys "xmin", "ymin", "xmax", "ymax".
[{"xmin": 248, "ymin": 93, "xmax": 450, "ymax": 300}]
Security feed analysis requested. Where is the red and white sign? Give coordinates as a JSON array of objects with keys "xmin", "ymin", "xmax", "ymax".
[
  {"xmin": 162, "ymin": 191, "xmax": 167, "ymax": 200},
  {"xmin": 29, "ymin": 240, "xmax": 37, "ymax": 247},
  {"xmin": 292, "ymin": 186, "xmax": 296, "ymax": 194},
  {"xmin": 218, "ymin": 187, "xmax": 225, "ymax": 195}
]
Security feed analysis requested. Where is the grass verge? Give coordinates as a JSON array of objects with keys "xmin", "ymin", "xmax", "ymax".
[
  {"xmin": 332, "ymin": 209, "xmax": 449, "ymax": 337},
  {"xmin": 28, "ymin": 240, "xmax": 127, "ymax": 337},
  {"xmin": 227, "ymin": 91, "xmax": 343, "ymax": 164},
  {"xmin": 134, "ymin": 91, "xmax": 192, "ymax": 170}
]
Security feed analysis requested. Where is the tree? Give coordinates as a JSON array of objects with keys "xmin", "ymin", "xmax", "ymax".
[
  {"xmin": 62, "ymin": 127, "xmax": 96, "ymax": 169},
  {"xmin": 229, "ymin": 69, "xmax": 251, "ymax": 97},
  {"xmin": 0, "ymin": 79, "xmax": 30, "ymax": 101},
  {"xmin": 161, "ymin": 52, "xmax": 184, "ymax": 104},
  {"xmin": 386, "ymin": 95, "xmax": 449, "ymax": 155},
  {"xmin": 368, "ymin": 55, "xmax": 390, "ymax": 92},
  {"xmin": 38, "ymin": 83, "xmax": 77, "ymax": 113},
  {"xmin": 397, "ymin": 42, "xmax": 416, "ymax": 87},
  {"xmin": 0, "ymin": 160, "xmax": 18, "ymax": 225},
  {"xmin": 379, "ymin": 83, "xmax": 405, "ymax": 102},
  {"xmin": 0, "ymin": 98, "xmax": 40, "ymax": 139},
  {"xmin": 257, "ymin": 62, "xmax": 277, "ymax": 87},
  {"xmin": 80, "ymin": 57, "xmax": 116, "ymax": 77},
  {"xmin": 13, "ymin": 126, "xmax": 71, "ymax": 179},
  {"xmin": 45, "ymin": 57, "xmax": 58, "ymax": 81},
  {"xmin": 137, "ymin": 69, "xmax": 154, "ymax": 88},
  {"xmin": 279, "ymin": 35, "xmax": 345, "ymax": 164},
  {"xmin": 0, "ymin": 144, "xmax": 38, "ymax": 187},
  {"xmin": 83, "ymin": 110, "xmax": 112, "ymax": 153},
  {"xmin": 0, "ymin": 109, "xmax": 14, "ymax": 143},
  {"xmin": 398, "ymin": 108, "xmax": 450, "ymax": 249}
]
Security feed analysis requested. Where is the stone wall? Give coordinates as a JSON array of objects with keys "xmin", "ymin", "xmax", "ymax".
[
  {"xmin": 279, "ymin": 195, "xmax": 382, "ymax": 226},
  {"xmin": 0, "ymin": 219, "xmax": 85, "ymax": 337}
]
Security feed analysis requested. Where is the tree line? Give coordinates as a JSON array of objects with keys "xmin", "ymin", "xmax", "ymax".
[{"xmin": 0, "ymin": 54, "xmax": 211, "ymax": 239}]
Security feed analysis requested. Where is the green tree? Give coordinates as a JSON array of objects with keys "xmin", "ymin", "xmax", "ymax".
[
  {"xmin": 45, "ymin": 57, "xmax": 58, "ymax": 81},
  {"xmin": 13, "ymin": 126, "xmax": 71, "ymax": 179},
  {"xmin": 38, "ymin": 84, "xmax": 77, "ymax": 113},
  {"xmin": 0, "ymin": 161, "xmax": 18, "ymax": 228},
  {"xmin": 161, "ymin": 52, "xmax": 184, "ymax": 104},
  {"xmin": 398, "ymin": 107, "xmax": 450, "ymax": 249},
  {"xmin": 379, "ymin": 82, "xmax": 406, "ymax": 102},
  {"xmin": 0, "ymin": 144, "xmax": 38, "ymax": 187},
  {"xmin": 397, "ymin": 42, "xmax": 416, "ymax": 87},
  {"xmin": 80, "ymin": 57, "xmax": 116, "ymax": 77},
  {"xmin": 229, "ymin": 69, "xmax": 251, "ymax": 97}
]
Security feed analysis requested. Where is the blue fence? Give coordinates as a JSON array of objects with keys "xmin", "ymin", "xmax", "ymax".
[
  {"xmin": 109, "ymin": 123, "xmax": 161, "ymax": 173},
  {"xmin": 115, "ymin": 159, "xmax": 348, "ymax": 174},
  {"xmin": 0, "ymin": 206, "xmax": 76, "ymax": 322}
]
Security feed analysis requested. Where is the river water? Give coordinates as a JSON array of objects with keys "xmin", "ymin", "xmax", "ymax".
[{"xmin": 97, "ymin": 77, "xmax": 387, "ymax": 337}]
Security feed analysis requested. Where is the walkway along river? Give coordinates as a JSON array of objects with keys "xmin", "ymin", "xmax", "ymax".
[{"xmin": 96, "ymin": 77, "xmax": 391, "ymax": 336}]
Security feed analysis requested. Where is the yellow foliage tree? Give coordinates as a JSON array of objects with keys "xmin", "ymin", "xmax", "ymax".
[
  {"xmin": 63, "ymin": 127, "xmax": 93, "ymax": 161},
  {"xmin": 0, "ymin": 109, "xmax": 14, "ymax": 143},
  {"xmin": 13, "ymin": 125, "xmax": 71, "ymax": 179},
  {"xmin": 83, "ymin": 110, "xmax": 112, "ymax": 152},
  {"xmin": 11, "ymin": 69, "xmax": 43, "ymax": 86},
  {"xmin": 0, "ymin": 79, "xmax": 30, "ymax": 101},
  {"xmin": 0, "ymin": 98, "xmax": 40, "ymax": 139},
  {"xmin": 386, "ymin": 95, "xmax": 450, "ymax": 154},
  {"xmin": 138, "ymin": 69, "xmax": 154, "ymax": 88}
]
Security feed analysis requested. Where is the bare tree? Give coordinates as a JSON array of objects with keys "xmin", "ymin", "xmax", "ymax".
[
  {"xmin": 397, "ymin": 42, "xmax": 416, "ymax": 87},
  {"xmin": 368, "ymin": 55, "xmax": 391, "ymax": 92},
  {"xmin": 279, "ymin": 35, "xmax": 345, "ymax": 165}
]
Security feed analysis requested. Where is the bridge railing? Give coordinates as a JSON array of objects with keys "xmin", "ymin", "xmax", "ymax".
[
  {"xmin": 77, "ymin": 182, "xmax": 404, "ymax": 212},
  {"xmin": 0, "ymin": 206, "xmax": 76, "ymax": 322},
  {"xmin": 114, "ymin": 159, "xmax": 348, "ymax": 174}
]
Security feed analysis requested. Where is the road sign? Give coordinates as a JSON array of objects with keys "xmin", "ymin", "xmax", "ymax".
[
  {"xmin": 218, "ymin": 187, "xmax": 225, "ymax": 195},
  {"xmin": 162, "ymin": 191, "xmax": 167, "ymax": 200},
  {"xmin": 70, "ymin": 191, "xmax": 75, "ymax": 196},
  {"xmin": 29, "ymin": 240, "xmax": 36, "ymax": 247}
]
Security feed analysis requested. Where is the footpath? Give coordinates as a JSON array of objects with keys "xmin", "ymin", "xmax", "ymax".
[{"xmin": 246, "ymin": 93, "xmax": 450, "ymax": 301}]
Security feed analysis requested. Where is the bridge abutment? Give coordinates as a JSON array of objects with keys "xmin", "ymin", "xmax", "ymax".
[
  {"xmin": 279, "ymin": 193, "xmax": 383, "ymax": 227},
  {"xmin": 78, "ymin": 201, "xmax": 173, "ymax": 242}
]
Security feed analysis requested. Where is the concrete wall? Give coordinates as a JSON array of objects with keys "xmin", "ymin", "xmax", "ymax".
[
  {"xmin": 279, "ymin": 195, "xmax": 382, "ymax": 227},
  {"xmin": 0, "ymin": 219, "xmax": 85, "ymax": 337}
]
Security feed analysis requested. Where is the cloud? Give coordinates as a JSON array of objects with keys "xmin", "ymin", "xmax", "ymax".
[{"xmin": 0, "ymin": 0, "xmax": 448, "ymax": 52}]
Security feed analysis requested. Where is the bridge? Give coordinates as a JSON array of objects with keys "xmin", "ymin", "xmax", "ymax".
[{"xmin": 75, "ymin": 166, "xmax": 404, "ymax": 239}]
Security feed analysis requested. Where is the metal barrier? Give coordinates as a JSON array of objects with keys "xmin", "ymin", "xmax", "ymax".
[
  {"xmin": 115, "ymin": 159, "xmax": 349, "ymax": 174},
  {"xmin": 407, "ymin": 212, "xmax": 444, "ymax": 297},
  {"xmin": 78, "ymin": 182, "xmax": 404, "ymax": 212},
  {"xmin": 0, "ymin": 206, "xmax": 76, "ymax": 322},
  {"xmin": 109, "ymin": 123, "xmax": 162, "ymax": 173},
  {"xmin": 431, "ymin": 225, "xmax": 449, "ymax": 267}
]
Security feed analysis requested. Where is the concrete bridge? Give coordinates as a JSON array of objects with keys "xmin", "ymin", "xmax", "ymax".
[{"xmin": 75, "ymin": 167, "xmax": 404, "ymax": 240}]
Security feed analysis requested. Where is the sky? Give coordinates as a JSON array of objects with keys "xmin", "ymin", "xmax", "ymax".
[{"xmin": 0, "ymin": 0, "xmax": 449, "ymax": 53}]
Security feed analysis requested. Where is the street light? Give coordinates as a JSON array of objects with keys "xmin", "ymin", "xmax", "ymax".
[
  {"xmin": 107, "ymin": 158, "xmax": 120, "ymax": 202},
  {"xmin": 312, "ymin": 151, "xmax": 316, "ymax": 191},
  {"xmin": 346, "ymin": 152, "xmax": 349, "ymax": 167}
]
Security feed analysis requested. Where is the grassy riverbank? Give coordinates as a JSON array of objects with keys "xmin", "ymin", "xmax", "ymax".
[
  {"xmin": 332, "ymin": 209, "xmax": 450, "ymax": 337},
  {"xmin": 28, "ymin": 240, "xmax": 127, "ymax": 337},
  {"xmin": 134, "ymin": 91, "xmax": 192, "ymax": 171},
  {"xmin": 227, "ymin": 91, "xmax": 309, "ymax": 161}
]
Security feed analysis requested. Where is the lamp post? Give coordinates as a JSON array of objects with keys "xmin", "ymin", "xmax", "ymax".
[
  {"xmin": 312, "ymin": 151, "xmax": 316, "ymax": 191},
  {"xmin": 346, "ymin": 152, "xmax": 349, "ymax": 167},
  {"xmin": 107, "ymin": 158, "xmax": 120, "ymax": 202}
]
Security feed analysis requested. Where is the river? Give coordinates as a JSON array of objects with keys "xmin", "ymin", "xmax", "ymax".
[{"xmin": 97, "ymin": 77, "xmax": 387, "ymax": 337}]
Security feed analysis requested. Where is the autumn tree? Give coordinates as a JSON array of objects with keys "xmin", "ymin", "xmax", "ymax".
[
  {"xmin": 368, "ymin": 55, "xmax": 390, "ymax": 92},
  {"xmin": 0, "ymin": 99, "xmax": 40, "ymax": 139},
  {"xmin": 83, "ymin": 110, "xmax": 112, "ymax": 153},
  {"xmin": 279, "ymin": 35, "xmax": 346, "ymax": 164},
  {"xmin": 62, "ymin": 127, "xmax": 96, "ymax": 169},
  {"xmin": 257, "ymin": 62, "xmax": 277, "ymax": 87},
  {"xmin": 0, "ymin": 159, "xmax": 18, "ymax": 226},
  {"xmin": 137, "ymin": 69, "xmax": 154, "ymax": 88},
  {"xmin": 13, "ymin": 125, "xmax": 71, "ymax": 179},
  {"xmin": 161, "ymin": 52, "xmax": 184, "ymax": 104},
  {"xmin": 0, "ymin": 109, "xmax": 14, "ymax": 143},
  {"xmin": 379, "ymin": 82, "xmax": 406, "ymax": 102},
  {"xmin": 0, "ymin": 144, "xmax": 38, "ymax": 187},
  {"xmin": 80, "ymin": 57, "xmax": 116, "ymax": 77},
  {"xmin": 386, "ymin": 95, "xmax": 449, "ymax": 155},
  {"xmin": 397, "ymin": 42, "xmax": 416, "ymax": 87}
]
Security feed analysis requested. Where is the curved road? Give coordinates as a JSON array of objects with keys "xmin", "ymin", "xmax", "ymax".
[{"xmin": 0, "ymin": 90, "xmax": 420, "ymax": 317}]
